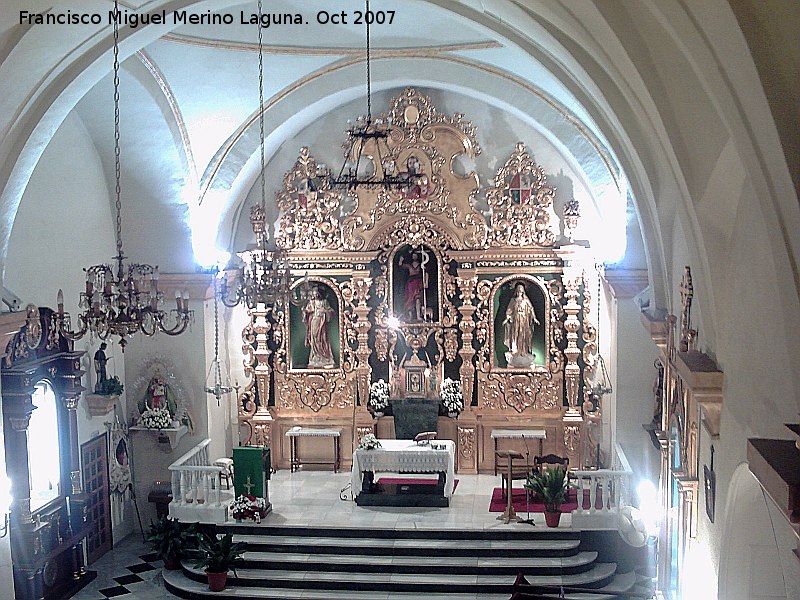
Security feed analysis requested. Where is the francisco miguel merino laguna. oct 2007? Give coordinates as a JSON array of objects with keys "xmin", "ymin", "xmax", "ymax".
[
  {"xmin": 19, "ymin": 10, "xmax": 304, "ymax": 29},
  {"xmin": 19, "ymin": 8, "xmax": 396, "ymax": 28}
]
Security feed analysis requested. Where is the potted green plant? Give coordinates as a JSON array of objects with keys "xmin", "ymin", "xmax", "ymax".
[
  {"xmin": 524, "ymin": 465, "xmax": 570, "ymax": 527},
  {"xmin": 97, "ymin": 375, "xmax": 124, "ymax": 396},
  {"xmin": 193, "ymin": 532, "xmax": 247, "ymax": 592},
  {"xmin": 146, "ymin": 516, "xmax": 198, "ymax": 570}
]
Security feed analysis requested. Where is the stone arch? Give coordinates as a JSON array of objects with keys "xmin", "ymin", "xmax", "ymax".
[{"xmin": 718, "ymin": 463, "xmax": 797, "ymax": 600}]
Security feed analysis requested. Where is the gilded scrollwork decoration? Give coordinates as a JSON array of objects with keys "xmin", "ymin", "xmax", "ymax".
[
  {"xmin": 234, "ymin": 88, "xmax": 601, "ymax": 473},
  {"xmin": 487, "ymin": 142, "xmax": 559, "ymax": 248},
  {"xmin": 276, "ymin": 147, "xmax": 343, "ymax": 250}
]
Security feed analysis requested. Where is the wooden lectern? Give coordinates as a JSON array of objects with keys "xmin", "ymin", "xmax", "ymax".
[{"xmin": 496, "ymin": 450, "xmax": 524, "ymax": 523}]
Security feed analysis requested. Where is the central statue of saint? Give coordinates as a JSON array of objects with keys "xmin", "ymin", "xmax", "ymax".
[
  {"xmin": 502, "ymin": 282, "xmax": 540, "ymax": 368},
  {"xmin": 303, "ymin": 285, "xmax": 335, "ymax": 368}
]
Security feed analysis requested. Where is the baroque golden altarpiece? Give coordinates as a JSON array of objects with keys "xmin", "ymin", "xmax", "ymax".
[{"xmin": 237, "ymin": 89, "xmax": 603, "ymax": 473}]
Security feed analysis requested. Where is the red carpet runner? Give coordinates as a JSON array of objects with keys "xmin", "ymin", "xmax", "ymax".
[{"xmin": 488, "ymin": 488, "xmax": 605, "ymax": 513}]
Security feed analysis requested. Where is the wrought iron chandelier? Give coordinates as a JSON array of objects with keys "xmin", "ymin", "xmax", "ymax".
[
  {"xmin": 54, "ymin": 0, "xmax": 191, "ymax": 350},
  {"xmin": 220, "ymin": 0, "xmax": 289, "ymax": 309},
  {"xmin": 206, "ymin": 275, "xmax": 233, "ymax": 405},
  {"xmin": 328, "ymin": 0, "xmax": 405, "ymax": 190}
]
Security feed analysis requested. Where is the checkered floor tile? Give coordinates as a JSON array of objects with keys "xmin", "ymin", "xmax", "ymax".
[{"xmin": 73, "ymin": 537, "xmax": 174, "ymax": 599}]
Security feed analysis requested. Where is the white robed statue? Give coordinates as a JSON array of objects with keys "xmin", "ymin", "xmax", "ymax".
[
  {"xmin": 303, "ymin": 286, "xmax": 335, "ymax": 368},
  {"xmin": 502, "ymin": 283, "xmax": 540, "ymax": 368}
]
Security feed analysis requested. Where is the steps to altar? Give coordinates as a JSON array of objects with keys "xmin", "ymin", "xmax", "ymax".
[{"xmin": 163, "ymin": 524, "xmax": 650, "ymax": 599}]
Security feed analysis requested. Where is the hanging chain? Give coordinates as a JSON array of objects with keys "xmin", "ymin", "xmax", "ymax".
[
  {"xmin": 213, "ymin": 275, "xmax": 222, "ymax": 386},
  {"xmin": 112, "ymin": 0, "xmax": 123, "ymax": 258},
  {"xmin": 365, "ymin": 0, "xmax": 372, "ymax": 122},
  {"xmin": 257, "ymin": 0, "xmax": 267, "ymax": 219}
]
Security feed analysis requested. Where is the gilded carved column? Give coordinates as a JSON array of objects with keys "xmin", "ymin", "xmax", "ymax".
[
  {"xmin": 350, "ymin": 275, "xmax": 373, "ymax": 408},
  {"xmin": 252, "ymin": 306, "xmax": 273, "ymax": 414},
  {"xmin": 561, "ymin": 269, "xmax": 584, "ymax": 467},
  {"xmin": 562, "ymin": 272, "xmax": 582, "ymax": 418},
  {"xmin": 455, "ymin": 272, "xmax": 477, "ymax": 409},
  {"xmin": 455, "ymin": 271, "xmax": 478, "ymax": 473}
]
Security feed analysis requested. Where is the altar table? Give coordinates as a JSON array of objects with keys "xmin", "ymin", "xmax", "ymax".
[
  {"xmin": 351, "ymin": 439, "xmax": 455, "ymax": 507},
  {"xmin": 490, "ymin": 429, "xmax": 546, "ymax": 475},
  {"xmin": 285, "ymin": 427, "xmax": 341, "ymax": 473}
]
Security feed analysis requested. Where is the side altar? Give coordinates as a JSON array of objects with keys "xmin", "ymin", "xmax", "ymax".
[{"xmin": 236, "ymin": 89, "xmax": 603, "ymax": 474}]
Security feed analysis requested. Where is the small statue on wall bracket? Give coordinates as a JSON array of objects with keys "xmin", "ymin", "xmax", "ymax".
[{"xmin": 94, "ymin": 342, "xmax": 108, "ymax": 392}]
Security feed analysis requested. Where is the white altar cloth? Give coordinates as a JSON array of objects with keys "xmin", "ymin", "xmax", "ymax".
[{"xmin": 350, "ymin": 439, "xmax": 456, "ymax": 499}]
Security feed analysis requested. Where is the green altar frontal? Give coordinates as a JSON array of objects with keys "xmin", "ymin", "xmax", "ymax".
[{"xmin": 233, "ymin": 446, "xmax": 271, "ymax": 498}]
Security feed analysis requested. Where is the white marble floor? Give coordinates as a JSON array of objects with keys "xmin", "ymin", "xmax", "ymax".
[
  {"xmin": 266, "ymin": 469, "xmax": 570, "ymax": 530},
  {"xmin": 73, "ymin": 470, "xmax": 561, "ymax": 599}
]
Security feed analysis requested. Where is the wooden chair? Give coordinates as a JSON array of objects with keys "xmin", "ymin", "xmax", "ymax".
[
  {"xmin": 533, "ymin": 453, "xmax": 569, "ymax": 475},
  {"xmin": 214, "ymin": 457, "xmax": 234, "ymax": 490},
  {"xmin": 497, "ymin": 450, "xmax": 534, "ymax": 498}
]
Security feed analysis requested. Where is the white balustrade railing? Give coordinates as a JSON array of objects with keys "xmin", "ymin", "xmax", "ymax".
[
  {"xmin": 168, "ymin": 438, "xmax": 225, "ymax": 508},
  {"xmin": 570, "ymin": 442, "xmax": 633, "ymax": 516}
]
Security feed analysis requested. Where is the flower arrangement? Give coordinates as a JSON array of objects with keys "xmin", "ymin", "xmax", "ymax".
[
  {"xmin": 140, "ymin": 407, "xmax": 173, "ymax": 430},
  {"xmin": 357, "ymin": 433, "xmax": 382, "ymax": 450},
  {"xmin": 441, "ymin": 378, "xmax": 464, "ymax": 414},
  {"xmin": 229, "ymin": 494, "xmax": 270, "ymax": 522},
  {"xmin": 368, "ymin": 379, "xmax": 390, "ymax": 414}
]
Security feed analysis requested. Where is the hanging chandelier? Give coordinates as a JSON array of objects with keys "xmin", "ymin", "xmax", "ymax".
[
  {"xmin": 328, "ymin": 0, "xmax": 405, "ymax": 191},
  {"xmin": 54, "ymin": 0, "xmax": 191, "ymax": 351},
  {"xmin": 206, "ymin": 275, "xmax": 233, "ymax": 405},
  {"xmin": 220, "ymin": 0, "xmax": 289, "ymax": 309}
]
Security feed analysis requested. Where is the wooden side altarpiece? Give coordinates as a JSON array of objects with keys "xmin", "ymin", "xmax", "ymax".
[
  {"xmin": 238, "ymin": 88, "xmax": 604, "ymax": 473},
  {"xmin": 642, "ymin": 266, "xmax": 724, "ymax": 594}
]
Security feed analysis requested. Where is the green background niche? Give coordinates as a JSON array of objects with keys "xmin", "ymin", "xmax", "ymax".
[
  {"xmin": 289, "ymin": 283, "xmax": 341, "ymax": 369},
  {"xmin": 492, "ymin": 279, "xmax": 547, "ymax": 368}
]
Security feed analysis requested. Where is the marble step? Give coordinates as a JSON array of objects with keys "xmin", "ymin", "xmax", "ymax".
[
  {"xmin": 163, "ymin": 570, "xmax": 509, "ymax": 599},
  {"xmin": 239, "ymin": 549, "xmax": 600, "ymax": 575},
  {"xmin": 230, "ymin": 533, "xmax": 582, "ymax": 557},
  {"xmin": 179, "ymin": 561, "xmax": 618, "ymax": 594},
  {"xmin": 514, "ymin": 571, "xmax": 645, "ymax": 600},
  {"xmin": 220, "ymin": 523, "xmax": 579, "ymax": 540}
]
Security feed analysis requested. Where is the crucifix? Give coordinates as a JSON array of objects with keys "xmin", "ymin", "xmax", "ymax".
[
  {"xmin": 244, "ymin": 476, "xmax": 255, "ymax": 495},
  {"xmin": 678, "ymin": 266, "xmax": 694, "ymax": 352}
]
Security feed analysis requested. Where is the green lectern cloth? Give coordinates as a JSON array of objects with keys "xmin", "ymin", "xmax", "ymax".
[{"xmin": 233, "ymin": 446, "xmax": 271, "ymax": 498}]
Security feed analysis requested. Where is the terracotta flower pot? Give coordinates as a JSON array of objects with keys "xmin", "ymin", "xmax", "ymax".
[
  {"xmin": 206, "ymin": 570, "xmax": 228, "ymax": 592},
  {"xmin": 163, "ymin": 553, "xmax": 181, "ymax": 570},
  {"xmin": 544, "ymin": 510, "xmax": 562, "ymax": 527}
]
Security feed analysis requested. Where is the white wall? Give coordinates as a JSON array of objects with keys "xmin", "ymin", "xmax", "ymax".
[
  {"xmin": 122, "ymin": 296, "xmax": 209, "ymax": 528},
  {"xmin": 2, "ymin": 112, "xmax": 136, "ymax": 539}
]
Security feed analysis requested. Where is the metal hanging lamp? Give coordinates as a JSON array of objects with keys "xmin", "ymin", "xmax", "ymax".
[
  {"xmin": 220, "ymin": 0, "xmax": 290, "ymax": 309},
  {"xmin": 54, "ymin": 0, "xmax": 191, "ymax": 350},
  {"xmin": 328, "ymin": 0, "xmax": 405, "ymax": 190},
  {"xmin": 206, "ymin": 275, "xmax": 233, "ymax": 405}
]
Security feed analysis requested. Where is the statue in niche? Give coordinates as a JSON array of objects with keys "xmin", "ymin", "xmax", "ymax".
[
  {"xmin": 394, "ymin": 246, "xmax": 437, "ymax": 322},
  {"xmin": 303, "ymin": 285, "xmax": 335, "ymax": 368},
  {"xmin": 399, "ymin": 155, "xmax": 431, "ymax": 199},
  {"xmin": 138, "ymin": 370, "xmax": 178, "ymax": 417},
  {"xmin": 94, "ymin": 342, "xmax": 108, "ymax": 393},
  {"xmin": 502, "ymin": 283, "xmax": 540, "ymax": 368}
]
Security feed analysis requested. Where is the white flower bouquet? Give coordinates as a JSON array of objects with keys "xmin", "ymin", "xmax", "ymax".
[
  {"xmin": 140, "ymin": 407, "xmax": 173, "ymax": 430},
  {"xmin": 358, "ymin": 433, "xmax": 382, "ymax": 450},
  {"xmin": 229, "ymin": 494, "xmax": 270, "ymax": 522},
  {"xmin": 441, "ymin": 378, "xmax": 464, "ymax": 414},
  {"xmin": 368, "ymin": 379, "xmax": 390, "ymax": 413}
]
